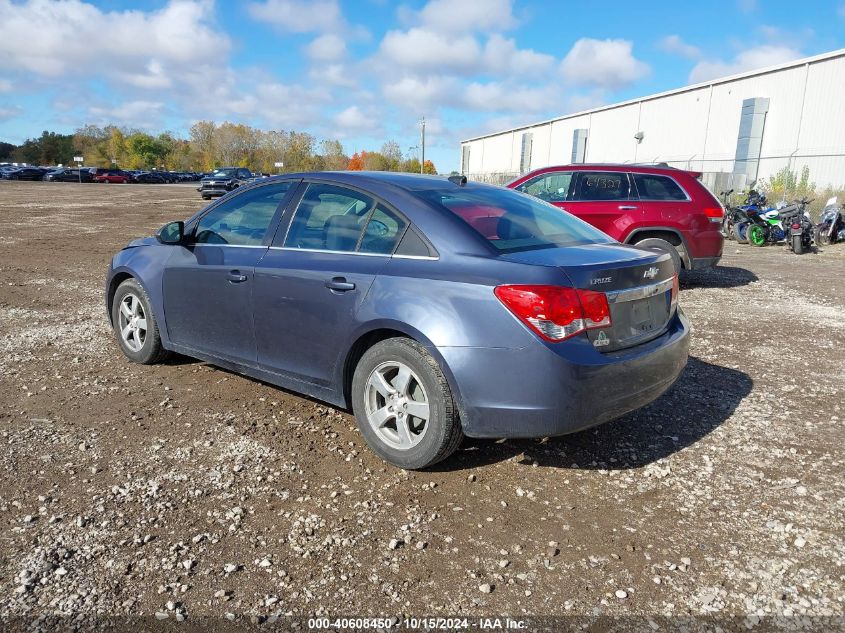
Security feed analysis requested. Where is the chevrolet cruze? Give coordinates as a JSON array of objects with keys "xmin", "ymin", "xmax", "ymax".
[{"xmin": 105, "ymin": 172, "xmax": 690, "ymax": 469}]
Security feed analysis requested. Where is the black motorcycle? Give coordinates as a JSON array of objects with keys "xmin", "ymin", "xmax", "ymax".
[
  {"xmin": 777, "ymin": 198, "xmax": 814, "ymax": 254},
  {"xmin": 815, "ymin": 196, "xmax": 845, "ymax": 246}
]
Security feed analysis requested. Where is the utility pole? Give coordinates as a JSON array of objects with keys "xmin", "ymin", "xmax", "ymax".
[{"xmin": 419, "ymin": 117, "xmax": 426, "ymax": 174}]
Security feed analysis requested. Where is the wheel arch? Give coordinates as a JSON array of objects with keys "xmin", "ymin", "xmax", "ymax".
[
  {"xmin": 338, "ymin": 322, "xmax": 465, "ymax": 417},
  {"xmin": 624, "ymin": 227, "xmax": 691, "ymax": 269}
]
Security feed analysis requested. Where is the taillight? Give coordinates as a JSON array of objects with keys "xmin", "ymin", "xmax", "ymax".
[
  {"xmin": 494, "ymin": 285, "xmax": 611, "ymax": 342},
  {"xmin": 703, "ymin": 206, "xmax": 724, "ymax": 223},
  {"xmin": 670, "ymin": 273, "xmax": 679, "ymax": 312}
]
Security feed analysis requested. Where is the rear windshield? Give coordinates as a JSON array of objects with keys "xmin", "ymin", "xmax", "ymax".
[{"xmin": 419, "ymin": 185, "xmax": 613, "ymax": 252}]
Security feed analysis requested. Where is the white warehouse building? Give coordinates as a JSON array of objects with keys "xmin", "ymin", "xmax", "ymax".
[{"xmin": 460, "ymin": 49, "xmax": 845, "ymax": 192}]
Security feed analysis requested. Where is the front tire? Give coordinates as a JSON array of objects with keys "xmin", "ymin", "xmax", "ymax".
[
  {"xmin": 352, "ymin": 338, "xmax": 463, "ymax": 470},
  {"xmin": 733, "ymin": 222, "xmax": 749, "ymax": 244},
  {"xmin": 111, "ymin": 278, "xmax": 170, "ymax": 365},
  {"xmin": 747, "ymin": 224, "xmax": 766, "ymax": 247}
]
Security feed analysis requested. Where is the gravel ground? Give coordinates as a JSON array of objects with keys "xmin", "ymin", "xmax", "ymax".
[{"xmin": 0, "ymin": 181, "xmax": 843, "ymax": 629}]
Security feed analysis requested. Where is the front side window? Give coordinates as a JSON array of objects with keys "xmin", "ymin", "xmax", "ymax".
[
  {"xmin": 194, "ymin": 182, "xmax": 292, "ymax": 246},
  {"xmin": 515, "ymin": 172, "xmax": 574, "ymax": 202},
  {"xmin": 574, "ymin": 171, "xmax": 631, "ymax": 201},
  {"xmin": 419, "ymin": 184, "xmax": 613, "ymax": 253},
  {"xmin": 633, "ymin": 174, "xmax": 688, "ymax": 201}
]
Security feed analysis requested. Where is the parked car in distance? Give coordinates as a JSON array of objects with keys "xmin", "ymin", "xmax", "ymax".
[
  {"xmin": 132, "ymin": 171, "xmax": 167, "ymax": 184},
  {"xmin": 106, "ymin": 172, "xmax": 689, "ymax": 469},
  {"xmin": 197, "ymin": 167, "xmax": 254, "ymax": 199},
  {"xmin": 4, "ymin": 166, "xmax": 47, "ymax": 181},
  {"xmin": 91, "ymin": 168, "xmax": 130, "ymax": 184},
  {"xmin": 43, "ymin": 168, "xmax": 94, "ymax": 182},
  {"xmin": 509, "ymin": 164, "xmax": 724, "ymax": 272}
]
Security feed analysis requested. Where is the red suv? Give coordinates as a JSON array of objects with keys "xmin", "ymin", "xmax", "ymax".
[{"xmin": 508, "ymin": 164, "xmax": 724, "ymax": 271}]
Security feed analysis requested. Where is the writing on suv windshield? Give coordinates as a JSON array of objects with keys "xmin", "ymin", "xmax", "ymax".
[{"xmin": 421, "ymin": 185, "xmax": 612, "ymax": 252}]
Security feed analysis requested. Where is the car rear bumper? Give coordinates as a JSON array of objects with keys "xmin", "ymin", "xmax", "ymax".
[{"xmin": 438, "ymin": 310, "xmax": 690, "ymax": 438}]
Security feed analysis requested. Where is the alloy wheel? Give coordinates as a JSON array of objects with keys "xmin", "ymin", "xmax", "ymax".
[
  {"xmin": 364, "ymin": 361, "xmax": 430, "ymax": 450},
  {"xmin": 118, "ymin": 293, "xmax": 147, "ymax": 352}
]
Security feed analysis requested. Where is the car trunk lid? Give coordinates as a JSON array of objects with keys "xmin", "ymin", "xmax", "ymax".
[{"xmin": 499, "ymin": 243, "xmax": 676, "ymax": 351}]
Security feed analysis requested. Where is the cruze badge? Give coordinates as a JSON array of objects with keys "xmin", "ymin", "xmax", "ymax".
[
  {"xmin": 643, "ymin": 267, "xmax": 659, "ymax": 280},
  {"xmin": 590, "ymin": 277, "xmax": 612, "ymax": 285}
]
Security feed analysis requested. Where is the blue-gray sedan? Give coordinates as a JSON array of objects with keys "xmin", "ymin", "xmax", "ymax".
[{"xmin": 105, "ymin": 172, "xmax": 689, "ymax": 469}]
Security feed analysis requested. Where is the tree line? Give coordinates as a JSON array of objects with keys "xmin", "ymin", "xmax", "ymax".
[{"xmin": 0, "ymin": 123, "xmax": 438, "ymax": 174}]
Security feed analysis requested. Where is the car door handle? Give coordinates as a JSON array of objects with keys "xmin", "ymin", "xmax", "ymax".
[
  {"xmin": 227, "ymin": 270, "xmax": 247, "ymax": 283},
  {"xmin": 618, "ymin": 205, "xmax": 638, "ymax": 210},
  {"xmin": 325, "ymin": 277, "xmax": 356, "ymax": 292}
]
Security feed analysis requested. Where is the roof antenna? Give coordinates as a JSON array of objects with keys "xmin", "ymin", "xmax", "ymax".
[{"xmin": 448, "ymin": 175, "xmax": 467, "ymax": 186}]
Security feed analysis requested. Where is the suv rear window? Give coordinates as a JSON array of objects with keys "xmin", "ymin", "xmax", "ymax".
[
  {"xmin": 420, "ymin": 185, "xmax": 612, "ymax": 253},
  {"xmin": 633, "ymin": 174, "xmax": 688, "ymax": 201}
]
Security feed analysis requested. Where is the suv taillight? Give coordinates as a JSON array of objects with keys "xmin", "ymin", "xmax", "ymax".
[
  {"xmin": 703, "ymin": 206, "xmax": 724, "ymax": 223},
  {"xmin": 494, "ymin": 285, "xmax": 611, "ymax": 342}
]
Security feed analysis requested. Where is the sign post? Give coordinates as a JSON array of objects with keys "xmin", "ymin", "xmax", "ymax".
[{"xmin": 74, "ymin": 156, "xmax": 84, "ymax": 184}]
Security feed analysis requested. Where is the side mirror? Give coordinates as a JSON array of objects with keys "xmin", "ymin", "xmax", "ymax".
[{"xmin": 156, "ymin": 221, "xmax": 184, "ymax": 244}]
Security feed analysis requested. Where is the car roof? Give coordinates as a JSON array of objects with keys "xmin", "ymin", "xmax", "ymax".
[
  {"xmin": 258, "ymin": 170, "xmax": 488, "ymax": 193},
  {"xmin": 523, "ymin": 163, "xmax": 698, "ymax": 176}
]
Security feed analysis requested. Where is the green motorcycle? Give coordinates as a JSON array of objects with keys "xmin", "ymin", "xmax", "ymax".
[{"xmin": 745, "ymin": 207, "xmax": 786, "ymax": 247}]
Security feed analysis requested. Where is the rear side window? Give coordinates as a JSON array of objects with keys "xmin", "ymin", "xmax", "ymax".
[
  {"xmin": 284, "ymin": 183, "xmax": 374, "ymax": 252},
  {"xmin": 574, "ymin": 171, "xmax": 631, "ymax": 201},
  {"xmin": 419, "ymin": 185, "xmax": 612, "ymax": 253},
  {"xmin": 633, "ymin": 174, "xmax": 688, "ymax": 201},
  {"xmin": 359, "ymin": 205, "xmax": 408, "ymax": 254}
]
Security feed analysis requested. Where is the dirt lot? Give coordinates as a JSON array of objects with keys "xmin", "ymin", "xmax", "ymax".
[{"xmin": 0, "ymin": 181, "xmax": 843, "ymax": 628}]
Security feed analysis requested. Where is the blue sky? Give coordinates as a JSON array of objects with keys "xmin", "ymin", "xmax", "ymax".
[{"xmin": 0, "ymin": 0, "xmax": 843, "ymax": 171}]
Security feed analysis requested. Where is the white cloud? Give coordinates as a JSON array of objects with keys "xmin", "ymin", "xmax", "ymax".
[
  {"xmin": 88, "ymin": 100, "xmax": 165, "ymax": 128},
  {"xmin": 247, "ymin": 0, "xmax": 367, "ymax": 38},
  {"xmin": 462, "ymin": 82, "xmax": 559, "ymax": 113},
  {"xmin": 305, "ymin": 34, "xmax": 347, "ymax": 61},
  {"xmin": 482, "ymin": 35, "xmax": 554, "ymax": 75},
  {"xmin": 561, "ymin": 38, "xmax": 650, "ymax": 89},
  {"xmin": 0, "ymin": 104, "xmax": 23, "ymax": 122},
  {"xmin": 0, "ymin": 0, "xmax": 228, "ymax": 86},
  {"xmin": 379, "ymin": 28, "xmax": 482, "ymax": 74},
  {"xmin": 0, "ymin": 79, "xmax": 13, "ymax": 93},
  {"xmin": 383, "ymin": 76, "xmax": 458, "ymax": 112},
  {"xmin": 658, "ymin": 35, "xmax": 701, "ymax": 59},
  {"xmin": 689, "ymin": 45, "xmax": 803, "ymax": 83},
  {"xmin": 416, "ymin": 0, "xmax": 517, "ymax": 33},
  {"xmin": 333, "ymin": 105, "xmax": 380, "ymax": 135}
]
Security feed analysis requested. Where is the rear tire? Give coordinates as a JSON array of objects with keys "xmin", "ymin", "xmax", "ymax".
[
  {"xmin": 352, "ymin": 337, "xmax": 463, "ymax": 470},
  {"xmin": 111, "ymin": 278, "xmax": 170, "ymax": 365},
  {"xmin": 632, "ymin": 237, "xmax": 682, "ymax": 273},
  {"xmin": 791, "ymin": 234, "xmax": 804, "ymax": 254},
  {"xmin": 733, "ymin": 222, "xmax": 749, "ymax": 244}
]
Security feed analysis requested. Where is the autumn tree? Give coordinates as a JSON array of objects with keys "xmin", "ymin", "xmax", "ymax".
[{"xmin": 347, "ymin": 151, "xmax": 365, "ymax": 171}]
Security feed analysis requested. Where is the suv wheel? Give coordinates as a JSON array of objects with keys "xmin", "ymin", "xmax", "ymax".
[
  {"xmin": 632, "ymin": 237, "xmax": 682, "ymax": 273},
  {"xmin": 352, "ymin": 338, "xmax": 463, "ymax": 470}
]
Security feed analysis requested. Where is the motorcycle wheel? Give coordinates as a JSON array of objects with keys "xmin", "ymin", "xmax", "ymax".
[
  {"xmin": 815, "ymin": 226, "xmax": 832, "ymax": 246},
  {"xmin": 747, "ymin": 224, "xmax": 767, "ymax": 247},
  {"xmin": 791, "ymin": 234, "xmax": 804, "ymax": 254},
  {"xmin": 733, "ymin": 222, "xmax": 749, "ymax": 244}
]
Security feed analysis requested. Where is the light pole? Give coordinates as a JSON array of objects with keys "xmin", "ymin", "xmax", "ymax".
[{"xmin": 419, "ymin": 117, "xmax": 426, "ymax": 174}]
